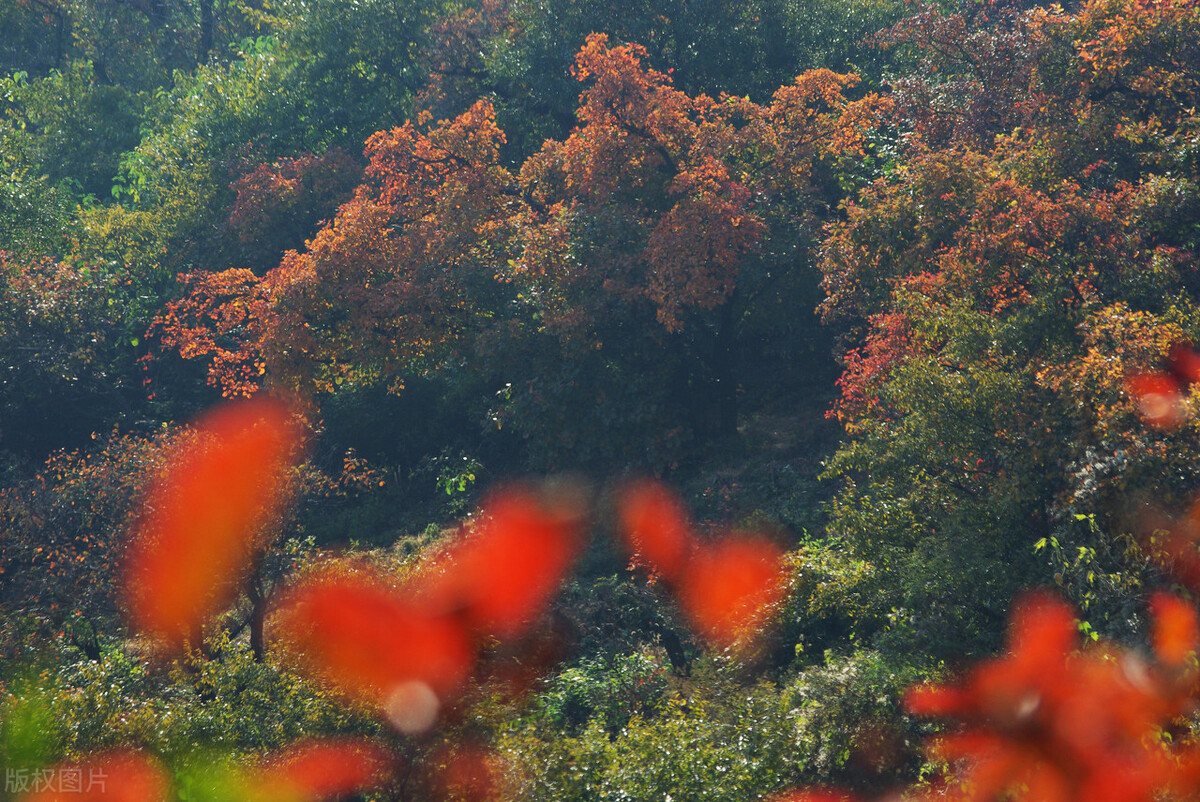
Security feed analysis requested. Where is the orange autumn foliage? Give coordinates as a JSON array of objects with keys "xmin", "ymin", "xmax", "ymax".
[
  {"xmin": 153, "ymin": 34, "xmax": 890, "ymax": 401},
  {"xmin": 150, "ymin": 268, "xmax": 276, "ymax": 399}
]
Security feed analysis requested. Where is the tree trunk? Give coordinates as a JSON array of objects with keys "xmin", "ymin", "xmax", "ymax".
[
  {"xmin": 198, "ymin": 0, "xmax": 214, "ymax": 63},
  {"xmin": 248, "ymin": 574, "xmax": 267, "ymax": 660},
  {"xmin": 30, "ymin": 0, "xmax": 66, "ymax": 68}
]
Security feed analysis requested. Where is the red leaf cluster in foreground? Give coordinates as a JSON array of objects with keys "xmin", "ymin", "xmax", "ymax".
[
  {"xmin": 1126, "ymin": 343, "xmax": 1200, "ymax": 590},
  {"xmin": 20, "ymin": 752, "xmax": 171, "ymax": 802},
  {"xmin": 769, "ymin": 593, "xmax": 1200, "ymax": 802},
  {"xmin": 270, "ymin": 485, "xmax": 585, "ymax": 733},
  {"xmin": 236, "ymin": 739, "xmax": 394, "ymax": 801},
  {"xmin": 34, "ymin": 399, "xmax": 786, "ymax": 800},
  {"xmin": 905, "ymin": 593, "xmax": 1196, "ymax": 802}
]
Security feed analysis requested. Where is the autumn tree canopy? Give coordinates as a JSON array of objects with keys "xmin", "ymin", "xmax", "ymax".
[{"xmin": 157, "ymin": 34, "xmax": 888, "ymax": 466}]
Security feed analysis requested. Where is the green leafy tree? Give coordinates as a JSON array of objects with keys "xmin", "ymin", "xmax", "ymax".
[{"xmin": 819, "ymin": 0, "xmax": 1200, "ymax": 656}]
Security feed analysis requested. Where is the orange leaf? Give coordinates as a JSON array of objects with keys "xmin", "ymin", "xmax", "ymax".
[{"xmin": 124, "ymin": 398, "xmax": 300, "ymax": 650}]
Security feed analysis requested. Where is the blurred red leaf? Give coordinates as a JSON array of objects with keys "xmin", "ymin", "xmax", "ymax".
[
  {"xmin": 1151, "ymin": 592, "xmax": 1199, "ymax": 668},
  {"xmin": 1140, "ymin": 500, "xmax": 1200, "ymax": 592},
  {"xmin": 616, "ymin": 481, "xmax": 786, "ymax": 650},
  {"xmin": 270, "ymin": 572, "xmax": 474, "ymax": 731},
  {"xmin": 905, "ymin": 593, "xmax": 1186, "ymax": 802},
  {"xmin": 1168, "ymin": 343, "xmax": 1200, "ymax": 384},
  {"xmin": 1126, "ymin": 372, "xmax": 1188, "ymax": 429},
  {"xmin": 124, "ymin": 398, "xmax": 300, "ymax": 650},
  {"xmin": 20, "ymin": 751, "xmax": 170, "ymax": 802},
  {"xmin": 429, "ymin": 743, "xmax": 506, "ymax": 801},
  {"xmin": 421, "ymin": 487, "xmax": 585, "ymax": 638},
  {"xmin": 678, "ymin": 533, "xmax": 786, "ymax": 650},
  {"xmin": 767, "ymin": 791, "xmax": 858, "ymax": 802},
  {"xmin": 904, "ymin": 683, "xmax": 973, "ymax": 717},
  {"xmin": 1005, "ymin": 592, "xmax": 1077, "ymax": 671},
  {"xmin": 240, "ymin": 738, "xmax": 393, "ymax": 801},
  {"xmin": 618, "ymin": 480, "xmax": 695, "ymax": 581}
]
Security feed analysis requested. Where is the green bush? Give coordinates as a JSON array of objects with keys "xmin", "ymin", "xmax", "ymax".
[
  {"xmin": 500, "ymin": 659, "xmax": 802, "ymax": 801},
  {"xmin": 536, "ymin": 651, "xmax": 669, "ymax": 736}
]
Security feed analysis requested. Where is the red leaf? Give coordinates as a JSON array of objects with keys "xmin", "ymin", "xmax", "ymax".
[
  {"xmin": 1006, "ymin": 592, "xmax": 1077, "ymax": 670},
  {"xmin": 678, "ymin": 533, "xmax": 786, "ymax": 649},
  {"xmin": 242, "ymin": 738, "xmax": 393, "ymax": 801},
  {"xmin": 1151, "ymin": 592, "xmax": 1199, "ymax": 668},
  {"xmin": 20, "ymin": 752, "xmax": 170, "ymax": 802},
  {"xmin": 1169, "ymin": 343, "xmax": 1200, "ymax": 384},
  {"xmin": 767, "ymin": 791, "xmax": 858, "ymax": 802},
  {"xmin": 1138, "ymin": 502, "xmax": 1200, "ymax": 592},
  {"xmin": 271, "ymin": 572, "xmax": 474, "ymax": 731},
  {"xmin": 904, "ymin": 683, "xmax": 972, "ymax": 716},
  {"xmin": 429, "ymin": 744, "xmax": 506, "ymax": 800},
  {"xmin": 618, "ymin": 480, "xmax": 695, "ymax": 581},
  {"xmin": 421, "ymin": 487, "xmax": 585, "ymax": 638},
  {"xmin": 124, "ymin": 398, "xmax": 300, "ymax": 650},
  {"xmin": 1126, "ymin": 372, "xmax": 1187, "ymax": 429}
]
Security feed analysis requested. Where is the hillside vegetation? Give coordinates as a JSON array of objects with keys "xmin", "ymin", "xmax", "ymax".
[{"xmin": 2, "ymin": 0, "xmax": 1200, "ymax": 799}]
